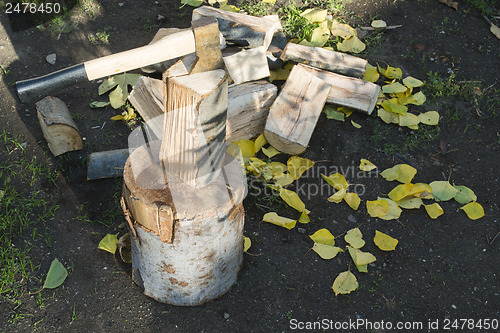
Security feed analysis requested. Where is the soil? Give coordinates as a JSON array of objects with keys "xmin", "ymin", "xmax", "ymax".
[{"xmin": 1, "ymin": 0, "xmax": 499, "ymax": 332}]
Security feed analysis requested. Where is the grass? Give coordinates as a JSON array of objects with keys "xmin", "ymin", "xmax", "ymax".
[
  {"xmin": 0, "ymin": 131, "xmax": 59, "ymax": 315},
  {"xmin": 87, "ymin": 29, "xmax": 110, "ymax": 45},
  {"xmin": 463, "ymin": 0, "xmax": 498, "ymax": 17}
]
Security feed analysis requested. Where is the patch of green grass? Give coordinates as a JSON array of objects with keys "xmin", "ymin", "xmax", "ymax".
[
  {"xmin": 463, "ymin": 0, "xmax": 497, "ymax": 16},
  {"xmin": 87, "ymin": 29, "xmax": 110, "ymax": 45},
  {"xmin": 239, "ymin": 0, "xmax": 273, "ymax": 17},
  {"xmin": 425, "ymin": 71, "xmax": 461, "ymax": 99},
  {"xmin": 277, "ymin": 1, "xmax": 318, "ymax": 41}
]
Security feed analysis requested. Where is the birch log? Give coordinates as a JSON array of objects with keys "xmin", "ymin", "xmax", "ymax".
[
  {"xmin": 264, "ymin": 65, "xmax": 331, "ymax": 155},
  {"xmin": 280, "ymin": 42, "xmax": 368, "ymax": 78},
  {"xmin": 35, "ymin": 96, "xmax": 83, "ymax": 156}
]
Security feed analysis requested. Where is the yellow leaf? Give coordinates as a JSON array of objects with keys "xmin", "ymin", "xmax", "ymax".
[
  {"xmin": 262, "ymin": 0, "xmax": 276, "ymax": 4},
  {"xmin": 330, "ymin": 20, "xmax": 357, "ymax": 38},
  {"xmin": 396, "ymin": 196, "xmax": 423, "ymax": 209},
  {"xmin": 298, "ymin": 210, "xmax": 310, "ymax": 224},
  {"xmin": 353, "ymin": 248, "xmax": 376, "ymax": 266},
  {"xmin": 337, "ymin": 107, "xmax": 354, "ymax": 117},
  {"xmin": 453, "ymin": 185, "xmax": 477, "ymax": 204},
  {"xmin": 300, "ymin": 8, "xmax": 327, "ymax": 23},
  {"xmin": 321, "ymin": 172, "xmax": 349, "ymax": 190},
  {"xmin": 287, "ymin": 156, "xmax": 315, "ymax": 180},
  {"xmin": 254, "ymin": 134, "xmax": 267, "ymax": 153},
  {"xmin": 243, "ymin": 236, "xmax": 251, "ymax": 252},
  {"xmin": 373, "ymin": 230, "xmax": 398, "ymax": 251},
  {"xmin": 380, "ymin": 164, "xmax": 417, "ymax": 184},
  {"xmin": 110, "ymin": 114, "xmax": 126, "ymax": 121},
  {"xmin": 262, "ymin": 146, "xmax": 280, "ymax": 158},
  {"xmin": 377, "ymin": 197, "xmax": 402, "ymax": 220},
  {"xmin": 337, "ymin": 36, "xmax": 366, "ymax": 53},
  {"xmin": 220, "ymin": 4, "xmax": 240, "ymax": 12},
  {"xmin": 269, "ymin": 63, "xmax": 293, "ymax": 82},
  {"xmin": 280, "ymin": 188, "xmax": 306, "ymax": 212},
  {"xmin": 377, "ymin": 108, "xmax": 399, "ymax": 124},
  {"xmin": 351, "ymin": 120, "xmax": 362, "ymax": 128},
  {"xmin": 424, "ymin": 203, "xmax": 444, "ymax": 219},
  {"xmin": 235, "ymin": 139, "xmax": 256, "ymax": 157},
  {"xmin": 273, "ymin": 172, "xmax": 295, "ymax": 187},
  {"xmin": 399, "ymin": 113, "xmax": 420, "ymax": 129},
  {"xmin": 327, "ymin": 187, "xmax": 347, "ymax": 203},
  {"xmin": 344, "ymin": 228, "xmax": 365, "ymax": 248},
  {"xmin": 366, "ymin": 199, "xmax": 390, "ymax": 217},
  {"xmin": 262, "ymin": 212, "xmax": 296, "ymax": 229},
  {"xmin": 344, "ymin": 192, "xmax": 361, "ymax": 210},
  {"xmin": 397, "ymin": 94, "xmax": 417, "ymax": 105},
  {"xmin": 418, "ymin": 111, "xmax": 439, "ymax": 125},
  {"xmin": 347, "ymin": 246, "xmax": 367, "ymax": 273},
  {"xmin": 309, "ymin": 228, "xmax": 335, "ymax": 246},
  {"xmin": 382, "ymin": 82, "xmax": 408, "ymax": 94},
  {"xmin": 382, "ymin": 98, "xmax": 408, "ymax": 115},
  {"xmin": 310, "ymin": 20, "xmax": 331, "ymax": 47},
  {"xmin": 460, "ymin": 202, "xmax": 484, "ymax": 220},
  {"xmin": 388, "ymin": 184, "xmax": 413, "ymax": 202},
  {"xmin": 377, "ymin": 64, "xmax": 402, "ymax": 80},
  {"xmin": 371, "ymin": 20, "xmax": 387, "ymax": 28},
  {"xmin": 332, "ymin": 271, "xmax": 358, "ymax": 295},
  {"xmin": 490, "ymin": 23, "xmax": 500, "ymax": 40},
  {"xmin": 408, "ymin": 183, "xmax": 432, "ymax": 198},
  {"xmin": 429, "ymin": 181, "xmax": 458, "ymax": 202},
  {"xmin": 362, "ymin": 64, "xmax": 380, "ymax": 83},
  {"xmin": 98, "ymin": 234, "xmax": 118, "ymax": 254},
  {"xmin": 359, "ymin": 158, "xmax": 377, "ymax": 171},
  {"xmin": 410, "ymin": 91, "xmax": 426, "ymax": 105},
  {"xmin": 312, "ymin": 243, "xmax": 343, "ymax": 260},
  {"xmin": 402, "ymin": 76, "xmax": 424, "ymax": 88},
  {"xmin": 266, "ymin": 162, "xmax": 287, "ymax": 176}
]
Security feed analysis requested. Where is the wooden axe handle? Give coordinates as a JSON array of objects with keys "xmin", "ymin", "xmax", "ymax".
[{"xmin": 16, "ymin": 30, "xmax": 196, "ymax": 104}]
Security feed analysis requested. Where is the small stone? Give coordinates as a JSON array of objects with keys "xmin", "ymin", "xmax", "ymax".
[
  {"xmin": 297, "ymin": 228, "xmax": 306, "ymax": 234},
  {"xmin": 157, "ymin": 14, "xmax": 164, "ymax": 20},
  {"xmin": 224, "ymin": 312, "xmax": 230, "ymax": 319},
  {"xmin": 451, "ymin": 304, "xmax": 456, "ymax": 309},
  {"xmin": 347, "ymin": 214, "xmax": 357, "ymax": 223},
  {"xmin": 118, "ymin": 3, "xmax": 124, "ymax": 7},
  {"xmin": 46, "ymin": 53, "xmax": 56, "ymax": 65}
]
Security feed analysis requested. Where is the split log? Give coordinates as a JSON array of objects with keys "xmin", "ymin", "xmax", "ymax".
[
  {"xmin": 264, "ymin": 65, "xmax": 331, "ymax": 155},
  {"xmin": 280, "ymin": 42, "xmax": 367, "ymax": 78},
  {"xmin": 128, "ymin": 76, "xmax": 164, "ymax": 138},
  {"xmin": 298, "ymin": 64, "xmax": 380, "ymax": 114},
  {"xmin": 122, "ymin": 142, "xmax": 247, "ymax": 305},
  {"xmin": 163, "ymin": 53, "xmax": 197, "ymax": 79},
  {"xmin": 160, "ymin": 69, "xmax": 228, "ymax": 188},
  {"xmin": 35, "ymin": 96, "xmax": 83, "ymax": 156},
  {"xmin": 223, "ymin": 46, "xmax": 270, "ymax": 85},
  {"xmin": 190, "ymin": 17, "xmax": 224, "ymax": 74},
  {"xmin": 87, "ymin": 148, "xmax": 130, "ymax": 180},
  {"xmin": 192, "ymin": 6, "xmax": 282, "ymax": 49},
  {"xmin": 227, "ymin": 81, "xmax": 277, "ymax": 142}
]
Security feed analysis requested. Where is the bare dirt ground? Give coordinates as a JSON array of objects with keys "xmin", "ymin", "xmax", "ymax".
[{"xmin": 0, "ymin": 0, "xmax": 499, "ymax": 332}]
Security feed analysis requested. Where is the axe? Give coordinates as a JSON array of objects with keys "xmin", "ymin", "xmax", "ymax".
[{"xmin": 15, "ymin": 29, "xmax": 220, "ymax": 104}]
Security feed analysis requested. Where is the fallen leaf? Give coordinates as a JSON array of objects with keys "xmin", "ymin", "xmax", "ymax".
[
  {"xmin": 235, "ymin": 139, "xmax": 256, "ymax": 157},
  {"xmin": 310, "ymin": 20, "xmax": 331, "ymax": 47},
  {"xmin": 280, "ymin": 188, "xmax": 306, "ymax": 212},
  {"xmin": 309, "ymin": 228, "xmax": 335, "ymax": 246},
  {"xmin": 269, "ymin": 63, "xmax": 293, "ymax": 82},
  {"xmin": 299, "ymin": 210, "xmax": 310, "ymax": 224},
  {"xmin": 298, "ymin": 39, "xmax": 316, "ymax": 47},
  {"xmin": 347, "ymin": 246, "xmax": 368, "ymax": 272},
  {"xmin": 371, "ymin": 20, "xmax": 387, "ymax": 29},
  {"xmin": 220, "ymin": 4, "xmax": 240, "ymax": 12},
  {"xmin": 330, "ymin": 20, "xmax": 357, "ymax": 38},
  {"xmin": 382, "ymin": 98, "xmax": 408, "ymax": 115},
  {"xmin": 453, "ymin": 185, "xmax": 477, "ymax": 204},
  {"xmin": 351, "ymin": 120, "xmax": 362, "ymax": 128},
  {"xmin": 337, "ymin": 36, "xmax": 366, "ymax": 53},
  {"xmin": 254, "ymin": 134, "xmax": 267, "ymax": 153},
  {"xmin": 312, "ymin": 243, "xmax": 343, "ymax": 259},
  {"xmin": 344, "ymin": 192, "xmax": 361, "ymax": 210},
  {"xmin": 321, "ymin": 173, "xmax": 349, "ymax": 190},
  {"xmin": 363, "ymin": 63, "xmax": 380, "ymax": 83},
  {"xmin": 352, "ymin": 248, "xmax": 376, "ymax": 266},
  {"xmin": 287, "ymin": 156, "xmax": 315, "ymax": 180},
  {"xmin": 377, "ymin": 108, "xmax": 399, "ymax": 124},
  {"xmin": 438, "ymin": 0, "xmax": 458, "ymax": 11},
  {"xmin": 263, "ymin": 212, "xmax": 296, "ymax": 229},
  {"xmin": 382, "ymin": 82, "xmax": 408, "ymax": 94},
  {"xmin": 398, "ymin": 113, "xmax": 420, "ymax": 129},
  {"xmin": 273, "ymin": 172, "xmax": 295, "ymax": 186},
  {"xmin": 323, "ymin": 105, "xmax": 345, "ymax": 121},
  {"xmin": 332, "ymin": 271, "xmax": 358, "ymax": 295},
  {"xmin": 43, "ymin": 258, "xmax": 68, "ymax": 289},
  {"xmin": 410, "ymin": 91, "xmax": 426, "ymax": 105},
  {"xmin": 429, "ymin": 181, "xmax": 459, "ymax": 202},
  {"xmin": 345, "ymin": 228, "xmax": 365, "ymax": 248},
  {"xmin": 181, "ymin": 0, "xmax": 203, "ymax": 7},
  {"xmin": 388, "ymin": 183, "xmax": 413, "ymax": 202},
  {"xmin": 380, "ymin": 164, "xmax": 417, "ymax": 184},
  {"xmin": 377, "ymin": 64, "xmax": 402, "ymax": 80},
  {"xmin": 261, "ymin": 0, "xmax": 275, "ymax": 4},
  {"xmin": 337, "ymin": 107, "xmax": 354, "ymax": 117},
  {"xmin": 208, "ymin": 0, "xmax": 227, "ymax": 5},
  {"xmin": 396, "ymin": 196, "xmax": 423, "ymax": 209},
  {"xmin": 366, "ymin": 199, "xmax": 390, "ymax": 217},
  {"xmin": 98, "ymin": 234, "xmax": 118, "ymax": 254},
  {"xmin": 460, "ymin": 202, "xmax": 484, "ymax": 220},
  {"xmin": 424, "ymin": 203, "xmax": 444, "ymax": 219},
  {"xmin": 243, "ymin": 236, "xmax": 251, "ymax": 252},
  {"xmin": 373, "ymin": 230, "xmax": 398, "ymax": 251},
  {"xmin": 262, "ymin": 146, "xmax": 280, "ymax": 158},
  {"xmin": 300, "ymin": 8, "xmax": 327, "ymax": 23},
  {"xmin": 267, "ymin": 162, "xmax": 287, "ymax": 176},
  {"xmin": 360, "ymin": 158, "xmax": 377, "ymax": 171},
  {"xmin": 111, "ymin": 107, "xmax": 136, "ymax": 122},
  {"xmin": 89, "ymin": 100, "xmax": 110, "ymax": 108},
  {"xmin": 99, "ymin": 73, "xmax": 141, "ymax": 109},
  {"xmin": 377, "ymin": 197, "xmax": 403, "ymax": 220},
  {"xmin": 327, "ymin": 187, "xmax": 347, "ymax": 203},
  {"xmin": 402, "ymin": 76, "xmax": 424, "ymax": 88},
  {"xmin": 408, "ymin": 183, "xmax": 433, "ymax": 198},
  {"xmin": 490, "ymin": 23, "xmax": 500, "ymax": 40},
  {"xmin": 418, "ymin": 111, "xmax": 440, "ymax": 125}
]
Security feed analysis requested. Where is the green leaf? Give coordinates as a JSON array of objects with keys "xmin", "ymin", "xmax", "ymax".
[
  {"xmin": 403, "ymin": 76, "xmax": 424, "ymax": 88},
  {"xmin": 98, "ymin": 73, "xmax": 142, "ymax": 109},
  {"xmin": 89, "ymin": 100, "xmax": 110, "ymax": 108},
  {"xmin": 429, "ymin": 181, "xmax": 459, "ymax": 202},
  {"xmin": 180, "ymin": 0, "xmax": 203, "ymax": 7},
  {"xmin": 453, "ymin": 185, "xmax": 477, "ymax": 204},
  {"xmin": 382, "ymin": 82, "xmax": 408, "ymax": 94},
  {"xmin": 43, "ymin": 258, "xmax": 68, "ymax": 289},
  {"xmin": 323, "ymin": 105, "xmax": 345, "ymax": 121},
  {"xmin": 382, "ymin": 98, "xmax": 408, "ymax": 115},
  {"xmin": 98, "ymin": 234, "xmax": 119, "ymax": 254},
  {"xmin": 351, "ymin": 120, "xmax": 362, "ymax": 128}
]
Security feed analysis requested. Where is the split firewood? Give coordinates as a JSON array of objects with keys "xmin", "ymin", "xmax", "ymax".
[
  {"xmin": 298, "ymin": 64, "xmax": 380, "ymax": 114},
  {"xmin": 130, "ymin": 76, "xmax": 277, "ymax": 142},
  {"xmin": 87, "ymin": 148, "xmax": 130, "ymax": 180},
  {"xmin": 192, "ymin": 6, "xmax": 282, "ymax": 49},
  {"xmin": 163, "ymin": 54, "xmax": 197, "ymax": 79},
  {"xmin": 160, "ymin": 69, "xmax": 229, "ymax": 188},
  {"xmin": 280, "ymin": 42, "xmax": 368, "ymax": 78},
  {"xmin": 264, "ymin": 65, "xmax": 332, "ymax": 155},
  {"xmin": 35, "ymin": 96, "xmax": 83, "ymax": 156},
  {"xmin": 223, "ymin": 46, "xmax": 270, "ymax": 85},
  {"xmin": 190, "ymin": 17, "xmax": 224, "ymax": 74}
]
